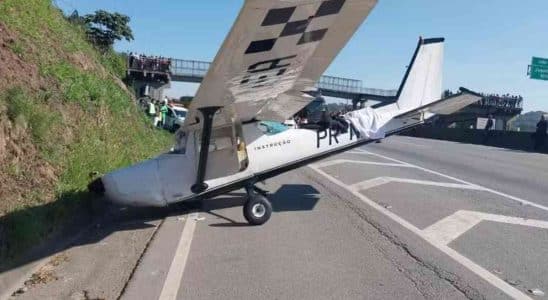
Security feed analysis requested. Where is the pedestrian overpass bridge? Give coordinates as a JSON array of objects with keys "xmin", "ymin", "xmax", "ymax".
[
  {"xmin": 133, "ymin": 58, "xmax": 399, "ymax": 103},
  {"xmin": 128, "ymin": 57, "xmax": 523, "ymax": 127}
]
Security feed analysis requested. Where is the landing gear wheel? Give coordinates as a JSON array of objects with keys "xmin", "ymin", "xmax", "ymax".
[{"xmin": 243, "ymin": 193, "xmax": 272, "ymax": 226}]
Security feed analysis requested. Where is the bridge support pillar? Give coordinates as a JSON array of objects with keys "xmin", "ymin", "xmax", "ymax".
[
  {"xmin": 352, "ymin": 97, "xmax": 367, "ymax": 110},
  {"xmin": 132, "ymin": 80, "xmax": 171, "ymax": 101}
]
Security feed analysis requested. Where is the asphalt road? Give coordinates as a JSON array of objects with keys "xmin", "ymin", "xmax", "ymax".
[{"xmin": 10, "ymin": 136, "xmax": 548, "ymax": 300}]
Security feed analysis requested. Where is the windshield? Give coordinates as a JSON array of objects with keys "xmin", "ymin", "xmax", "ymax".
[
  {"xmin": 258, "ymin": 121, "xmax": 289, "ymax": 135},
  {"xmin": 175, "ymin": 110, "xmax": 187, "ymax": 118}
]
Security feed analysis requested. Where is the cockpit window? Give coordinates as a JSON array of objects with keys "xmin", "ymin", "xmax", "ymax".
[
  {"xmin": 258, "ymin": 121, "xmax": 289, "ymax": 135},
  {"xmin": 175, "ymin": 110, "xmax": 187, "ymax": 118}
]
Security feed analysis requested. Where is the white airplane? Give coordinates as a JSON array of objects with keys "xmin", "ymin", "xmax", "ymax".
[{"xmin": 88, "ymin": 0, "xmax": 482, "ymax": 225}]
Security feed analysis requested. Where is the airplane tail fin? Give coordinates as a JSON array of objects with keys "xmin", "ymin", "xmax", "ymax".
[{"xmin": 395, "ymin": 37, "xmax": 444, "ymax": 113}]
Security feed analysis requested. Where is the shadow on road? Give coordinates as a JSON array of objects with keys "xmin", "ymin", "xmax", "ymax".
[
  {"xmin": 205, "ymin": 184, "xmax": 320, "ymax": 227},
  {"xmin": 0, "ymin": 184, "xmax": 320, "ymax": 274},
  {"xmin": 0, "ymin": 190, "xmax": 172, "ymax": 276}
]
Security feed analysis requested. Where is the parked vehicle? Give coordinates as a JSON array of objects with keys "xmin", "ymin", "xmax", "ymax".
[{"xmin": 165, "ymin": 105, "xmax": 188, "ymax": 132}]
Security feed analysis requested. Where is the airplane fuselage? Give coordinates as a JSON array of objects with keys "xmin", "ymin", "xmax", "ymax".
[{"xmin": 97, "ymin": 112, "xmax": 411, "ymax": 208}]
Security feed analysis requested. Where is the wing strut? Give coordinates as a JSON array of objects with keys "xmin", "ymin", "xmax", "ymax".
[{"xmin": 191, "ymin": 106, "xmax": 221, "ymax": 194}]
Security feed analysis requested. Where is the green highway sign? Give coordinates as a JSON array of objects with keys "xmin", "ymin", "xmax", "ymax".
[
  {"xmin": 530, "ymin": 64, "xmax": 548, "ymax": 81},
  {"xmin": 532, "ymin": 56, "xmax": 548, "ymax": 67},
  {"xmin": 529, "ymin": 56, "xmax": 548, "ymax": 81}
]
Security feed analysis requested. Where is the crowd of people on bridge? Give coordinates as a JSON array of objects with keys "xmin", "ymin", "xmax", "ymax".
[
  {"xmin": 479, "ymin": 93, "xmax": 523, "ymax": 109},
  {"xmin": 444, "ymin": 90, "xmax": 523, "ymax": 109},
  {"xmin": 128, "ymin": 53, "xmax": 172, "ymax": 73}
]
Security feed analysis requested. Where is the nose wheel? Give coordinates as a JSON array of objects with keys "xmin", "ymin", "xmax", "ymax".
[{"xmin": 243, "ymin": 185, "xmax": 272, "ymax": 225}]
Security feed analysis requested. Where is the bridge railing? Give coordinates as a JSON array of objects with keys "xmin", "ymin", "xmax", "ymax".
[
  {"xmin": 171, "ymin": 59, "xmax": 210, "ymax": 78},
  {"xmin": 167, "ymin": 58, "xmax": 397, "ymax": 98},
  {"xmin": 316, "ymin": 75, "xmax": 361, "ymax": 92},
  {"xmin": 313, "ymin": 75, "xmax": 398, "ymax": 97},
  {"xmin": 357, "ymin": 88, "xmax": 398, "ymax": 97},
  {"xmin": 475, "ymin": 96, "xmax": 524, "ymax": 110}
]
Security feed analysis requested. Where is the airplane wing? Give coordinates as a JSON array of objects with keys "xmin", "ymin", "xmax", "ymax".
[
  {"xmin": 395, "ymin": 88, "xmax": 483, "ymax": 120},
  {"xmin": 184, "ymin": 0, "xmax": 378, "ymax": 130}
]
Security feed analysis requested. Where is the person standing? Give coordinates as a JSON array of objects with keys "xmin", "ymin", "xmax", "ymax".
[
  {"xmin": 148, "ymin": 100, "xmax": 156, "ymax": 117},
  {"xmin": 483, "ymin": 114, "xmax": 494, "ymax": 144},
  {"xmin": 153, "ymin": 110, "xmax": 162, "ymax": 128},
  {"xmin": 160, "ymin": 100, "xmax": 169, "ymax": 128},
  {"xmin": 533, "ymin": 115, "xmax": 547, "ymax": 151},
  {"xmin": 129, "ymin": 52, "xmax": 134, "ymax": 69}
]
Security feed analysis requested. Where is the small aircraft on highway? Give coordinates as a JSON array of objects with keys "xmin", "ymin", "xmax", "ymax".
[{"xmin": 89, "ymin": 0, "xmax": 482, "ymax": 225}]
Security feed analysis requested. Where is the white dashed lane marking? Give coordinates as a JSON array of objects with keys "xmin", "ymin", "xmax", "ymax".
[
  {"xmin": 158, "ymin": 213, "xmax": 199, "ymax": 300},
  {"xmin": 349, "ymin": 177, "xmax": 484, "ymax": 192},
  {"xmin": 315, "ymin": 159, "xmax": 412, "ymax": 169}
]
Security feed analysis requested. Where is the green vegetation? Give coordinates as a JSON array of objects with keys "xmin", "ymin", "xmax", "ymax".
[
  {"xmin": 4, "ymin": 87, "xmax": 60, "ymax": 147},
  {"xmin": 82, "ymin": 10, "xmax": 134, "ymax": 51},
  {"xmin": 0, "ymin": 0, "xmax": 172, "ymax": 261}
]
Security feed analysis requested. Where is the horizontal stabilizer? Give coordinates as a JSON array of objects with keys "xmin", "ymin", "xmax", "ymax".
[{"xmin": 396, "ymin": 87, "xmax": 482, "ymax": 119}]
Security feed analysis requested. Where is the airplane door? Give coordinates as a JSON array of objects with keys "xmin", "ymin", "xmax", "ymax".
[{"xmin": 194, "ymin": 122, "xmax": 248, "ymax": 180}]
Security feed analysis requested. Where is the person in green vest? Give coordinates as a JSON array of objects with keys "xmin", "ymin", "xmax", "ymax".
[{"xmin": 160, "ymin": 100, "xmax": 169, "ymax": 128}]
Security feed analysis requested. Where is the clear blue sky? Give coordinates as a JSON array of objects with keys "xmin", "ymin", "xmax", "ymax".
[{"xmin": 56, "ymin": 0, "xmax": 548, "ymax": 112}]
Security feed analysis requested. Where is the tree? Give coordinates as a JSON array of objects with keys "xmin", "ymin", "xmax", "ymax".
[
  {"xmin": 83, "ymin": 10, "xmax": 134, "ymax": 51},
  {"xmin": 67, "ymin": 10, "xmax": 84, "ymax": 25}
]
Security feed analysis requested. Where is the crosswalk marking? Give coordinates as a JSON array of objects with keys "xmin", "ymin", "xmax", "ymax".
[{"xmin": 423, "ymin": 210, "xmax": 548, "ymax": 246}]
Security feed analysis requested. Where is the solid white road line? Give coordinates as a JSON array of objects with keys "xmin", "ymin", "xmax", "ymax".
[
  {"xmin": 347, "ymin": 150, "xmax": 375, "ymax": 155},
  {"xmin": 309, "ymin": 165, "xmax": 533, "ymax": 300},
  {"xmin": 350, "ymin": 176, "xmax": 484, "ymax": 192},
  {"xmin": 158, "ymin": 213, "xmax": 199, "ymax": 300},
  {"xmin": 423, "ymin": 210, "xmax": 548, "ymax": 246},
  {"xmin": 386, "ymin": 139, "xmax": 431, "ymax": 149},
  {"xmin": 360, "ymin": 149, "xmax": 548, "ymax": 213},
  {"xmin": 314, "ymin": 159, "xmax": 411, "ymax": 169}
]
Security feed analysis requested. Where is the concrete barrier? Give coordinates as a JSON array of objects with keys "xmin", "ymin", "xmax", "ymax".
[{"xmin": 400, "ymin": 126, "xmax": 548, "ymax": 153}]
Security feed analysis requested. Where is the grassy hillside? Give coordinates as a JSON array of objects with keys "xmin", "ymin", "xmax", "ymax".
[{"xmin": 0, "ymin": 0, "xmax": 172, "ymax": 260}]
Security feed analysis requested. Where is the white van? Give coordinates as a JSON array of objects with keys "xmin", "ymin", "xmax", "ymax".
[{"xmin": 165, "ymin": 105, "xmax": 188, "ymax": 132}]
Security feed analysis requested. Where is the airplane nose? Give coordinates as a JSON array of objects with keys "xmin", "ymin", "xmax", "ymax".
[
  {"xmin": 88, "ymin": 177, "xmax": 105, "ymax": 195},
  {"xmin": 94, "ymin": 159, "xmax": 167, "ymax": 207}
]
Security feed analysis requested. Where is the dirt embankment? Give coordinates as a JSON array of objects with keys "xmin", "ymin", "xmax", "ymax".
[
  {"xmin": 0, "ymin": 23, "xmax": 45, "ymax": 90},
  {"xmin": 0, "ymin": 23, "xmax": 56, "ymax": 216},
  {"xmin": 0, "ymin": 0, "xmax": 172, "ymax": 262}
]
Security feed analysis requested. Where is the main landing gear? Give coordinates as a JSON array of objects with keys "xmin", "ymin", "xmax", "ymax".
[{"xmin": 243, "ymin": 185, "xmax": 272, "ymax": 226}]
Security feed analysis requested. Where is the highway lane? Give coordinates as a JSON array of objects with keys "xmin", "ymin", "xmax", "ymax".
[
  {"xmin": 122, "ymin": 169, "xmax": 467, "ymax": 300},
  {"xmin": 313, "ymin": 139, "xmax": 548, "ymax": 299},
  {"xmin": 13, "ymin": 136, "xmax": 548, "ymax": 299},
  {"xmin": 370, "ymin": 136, "xmax": 548, "ymax": 208},
  {"xmin": 121, "ymin": 137, "xmax": 548, "ymax": 300}
]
